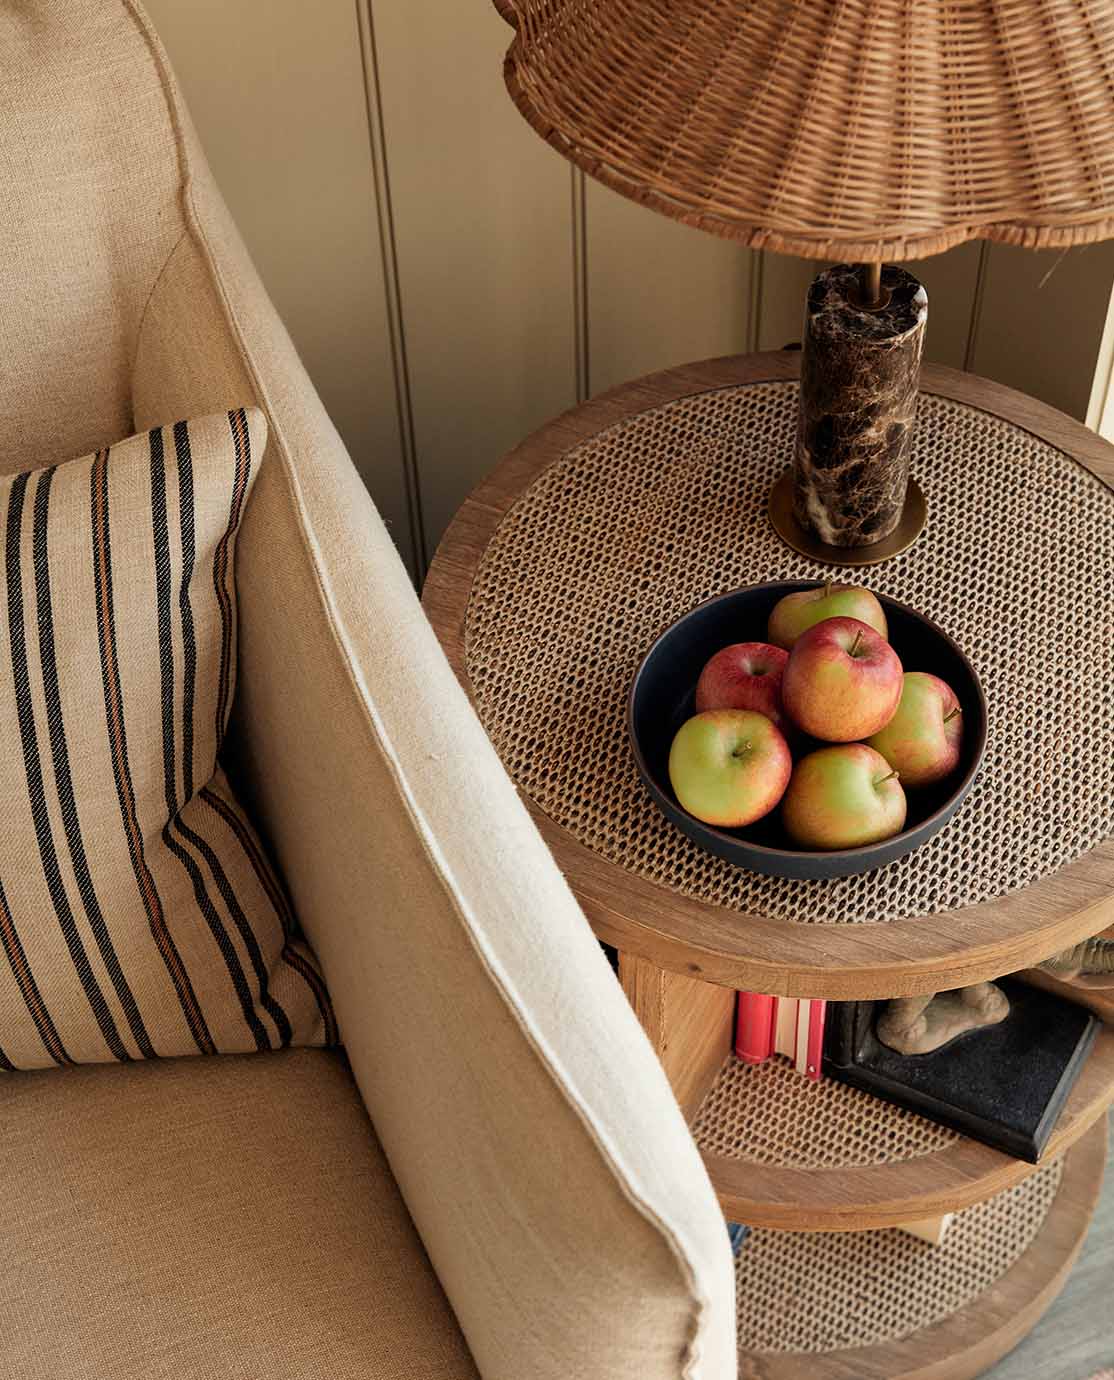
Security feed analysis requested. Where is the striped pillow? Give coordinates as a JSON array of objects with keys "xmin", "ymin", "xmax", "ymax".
[{"xmin": 0, "ymin": 408, "xmax": 335, "ymax": 1069}]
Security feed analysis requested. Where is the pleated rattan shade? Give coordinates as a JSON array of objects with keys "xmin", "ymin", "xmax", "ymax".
[{"xmin": 495, "ymin": 0, "xmax": 1114, "ymax": 260}]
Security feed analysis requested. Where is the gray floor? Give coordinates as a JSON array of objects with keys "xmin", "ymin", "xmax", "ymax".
[{"xmin": 985, "ymin": 1114, "xmax": 1114, "ymax": 1380}]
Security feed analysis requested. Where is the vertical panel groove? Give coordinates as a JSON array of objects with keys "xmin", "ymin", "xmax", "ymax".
[
  {"xmin": 572, "ymin": 168, "xmax": 590, "ymax": 402},
  {"xmin": 356, "ymin": 0, "xmax": 428, "ymax": 577},
  {"xmin": 747, "ymin": 251, "xmax": 766, "ymax": 353},
  {"xmin": 963, "ymin": 242, "xmax": 991, "ymax": 373}
]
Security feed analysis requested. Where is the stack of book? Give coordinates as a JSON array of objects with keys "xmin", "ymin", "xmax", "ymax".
[
  {"xmin": 736, "ymin": 992, "xmax": 826, "ymax": 1081},
  {"xmin": 733, "ymin": 990, "xmax": 956, "ymax": 1245}
]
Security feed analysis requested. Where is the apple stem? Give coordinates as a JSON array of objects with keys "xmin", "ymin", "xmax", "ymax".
[
  {"xmin": 875, "ymin": 769, "xmax": 900, "ymax": 786},
  {"xmin": 731, "ymin": 741, "xmax": 753, "ymax": 758},
  {"xmin": 943, "ymin": 706, "xmax": 962, "ymax": 723},
  {"xmin": 848, "ymin": 629, "xmax": 863, "ymax": 658},
  {"xmin": 823, "ymin": 578, "xmax": 832, "ymax": 599}
]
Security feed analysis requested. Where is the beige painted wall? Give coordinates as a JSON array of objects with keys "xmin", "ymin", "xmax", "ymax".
[{"xmin": 146, "ymin": 1, "xmax": 1114, "ymax": 581}]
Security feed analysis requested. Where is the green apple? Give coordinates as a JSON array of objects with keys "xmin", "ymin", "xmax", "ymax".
[
  {"xmin": 782, "ymin": 617, "xmax": 903, "ymax": 741},
  {"xmin": 782, "ymin": 744, "xmax": 907, "ymax": 849},
  {"xmin": 868, "ymin": 671, "xmax": 963, "ymax": 787},
  {"xmin": 668, "ymin": 709, "xmax": 791, "ymax": 828},
  {"xmin": 767, "ymin": 580, "xmax": 888, "ymax": 650}
]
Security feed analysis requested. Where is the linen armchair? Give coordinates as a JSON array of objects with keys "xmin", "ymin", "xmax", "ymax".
[{"xmin": 0, "ymin": 4, "xmax": 736, "ymax": 1378}]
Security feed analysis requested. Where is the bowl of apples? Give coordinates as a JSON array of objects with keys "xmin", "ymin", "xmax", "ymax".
[{"xmin": 628, "ymin": 581, "xmax": 987, "ymax": 879}]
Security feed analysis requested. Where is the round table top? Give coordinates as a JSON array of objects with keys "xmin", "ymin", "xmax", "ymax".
[{"xmin": 423, "ymin": 352, "xmax": 1114, "ymax": 998}]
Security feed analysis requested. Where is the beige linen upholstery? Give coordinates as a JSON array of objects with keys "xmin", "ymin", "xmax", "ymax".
[
  {"xmin": 0, "ymin": 1049, "xmax": 479, "ymax": 1380},
  {"xmin": 0, "ymin": 3, "xmax": 736, "ymax": 1377},
  {"xmin": 0, "ymin": 0, "xmax": 181, "ymax": 471}
]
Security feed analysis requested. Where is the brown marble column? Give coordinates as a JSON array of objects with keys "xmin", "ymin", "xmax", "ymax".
[{"xmin": 793, "ymin": 264, "xmax": 927, "ymax": 548}]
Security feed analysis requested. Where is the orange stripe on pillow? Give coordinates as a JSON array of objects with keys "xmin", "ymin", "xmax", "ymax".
[{"xmin": 0, "ymin": 878, "xmax": 72, "ymax": 1067}]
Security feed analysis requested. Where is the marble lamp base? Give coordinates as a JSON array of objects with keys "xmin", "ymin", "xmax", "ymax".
[
  {"xmin": 780, "ymin": 263, "xmax": 928, "ymax": 561},
  {"xmin": 768, "ymin": 469, "xmax": 927, "ymax": 566}
]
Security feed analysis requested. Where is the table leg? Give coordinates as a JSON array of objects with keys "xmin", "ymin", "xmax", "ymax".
[{"xmin": 618, "ymin": 951, "xmax": 735, "ymax": 1121}]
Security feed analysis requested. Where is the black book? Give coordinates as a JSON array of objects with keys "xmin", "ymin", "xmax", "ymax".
[{"xmin": 823, "ymin": 978, "xmax": 1098, "ymax": 1163}]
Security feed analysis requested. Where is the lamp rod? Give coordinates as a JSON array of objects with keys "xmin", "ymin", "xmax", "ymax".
[{"xmin": 859, "ymin": 261, "xmax": 883, "ymax": 309}]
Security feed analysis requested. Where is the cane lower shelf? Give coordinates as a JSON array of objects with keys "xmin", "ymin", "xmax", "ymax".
[
  {"xmin": 688, "ymin": 1026, "xmax": 1114, "ymax": 1232},
  {"xmin": 730, "ymin": 1119, "xmax": 1106, "ymax": 1380}
]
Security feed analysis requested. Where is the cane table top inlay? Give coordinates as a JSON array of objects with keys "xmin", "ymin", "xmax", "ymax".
[{"xmin": 463, "ymin": 381, "xmax": 1114, "ymax": 926}]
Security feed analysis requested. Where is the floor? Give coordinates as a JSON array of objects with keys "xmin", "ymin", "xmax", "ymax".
[{"xmin": 985, "ymin": 1113, "xmax": 1113, "ymax": 1379}]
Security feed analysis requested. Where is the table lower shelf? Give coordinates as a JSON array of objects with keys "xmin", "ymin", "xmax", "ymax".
[
  {"xmin": 733, "ymin": 1118, "xmax": 1105, "ymax": 1379},
  {"xmin": 691, "ymin": 1027, "xmax": 1114, "ymax": 1231},
  {"xmin": 617, "ymin": 950, "xmax": 1114, "ymax": 1231}
]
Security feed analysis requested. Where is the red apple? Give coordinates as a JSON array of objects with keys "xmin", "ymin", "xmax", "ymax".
[
  {"xmin": 868, "ymin": 672, "xmax": 963, "ymax": 787},
  {"xmin": 782, "ymin": 617, "xmax": 903, "ymax": 741},
  {"xmin": 782, "ymin": 744, "xmax": 907, "ymax": 849},
  {"xmin": 695, "ymin": 641, "xmax": 789, "ymax": 726},
  {"xmin": 668, "ymin": 709, "xmax": 791, "ymax": 828},
  {"xmin": 768, "ymin": 581, "xmax": 888, "ymax": 651}
]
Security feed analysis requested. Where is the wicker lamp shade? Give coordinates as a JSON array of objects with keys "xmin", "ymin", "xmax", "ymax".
[{"xmin": 495, "ymin": 0, "xmax": 1114, "ymax": 261}]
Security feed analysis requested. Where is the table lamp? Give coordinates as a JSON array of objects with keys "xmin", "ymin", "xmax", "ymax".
[{"xmin": 493, "ymin": 0, "xmax": 1114, "ymax": 564}]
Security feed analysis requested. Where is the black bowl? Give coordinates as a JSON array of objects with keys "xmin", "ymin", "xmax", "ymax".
[{"xmin": 628, "ymin": 583, "xmax": 987, "ymax": 879}]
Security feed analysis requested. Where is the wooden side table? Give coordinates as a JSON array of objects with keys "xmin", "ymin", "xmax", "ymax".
[{"xmin": 424, "ymin": 352, "xmax": 1114, "ymax": 1379}]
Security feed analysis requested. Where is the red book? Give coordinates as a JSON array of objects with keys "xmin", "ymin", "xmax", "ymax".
[{"xmin": 735, "ymin": 992, "xmax": 775, "ymax": 1063}]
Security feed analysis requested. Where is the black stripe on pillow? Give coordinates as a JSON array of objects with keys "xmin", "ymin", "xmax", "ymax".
[
  {"xmin": 91, "ymin": 448, "xmax": 215, "ymax": 1058},
  {"xmin": 199, "ymin": 784, "xmax": 295, "ymax": 934},
  {"xmin": 32, "ymin": 466, "xmax": 157, "ymax": 1061},
  {"xmin": 199, "ymin": 784, "xmax": 338, "ymax": 1044},
  {"xmin": 0, "ymin": 876, "xmax": 72, "ymax": 1067},
  {"xmin": 175, "ymin": 816, "xmax": 293, "ymax": 1046},
  {"xmin": 7, "ymin": 470, "xmax": 129, "ymax": 1062},
  {"xmin": 173, "ymin": 420, "xmax": 198, "ymax": 802},
  {"xmin": 212, "ymin": 408, "xmax": 251, "ymax": 750},
  {"xmin": 280, "ymin": 943, "xmax": 340, "ymax": 1048},
  {"xmin": 148, "ymin": 425, "xmax": 271, "ymax": 1053}
]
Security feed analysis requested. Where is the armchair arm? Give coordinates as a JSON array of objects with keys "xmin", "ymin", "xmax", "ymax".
[{"xmin": 130, "ymin": 35, "xmax": 735, "ymax": 1380}]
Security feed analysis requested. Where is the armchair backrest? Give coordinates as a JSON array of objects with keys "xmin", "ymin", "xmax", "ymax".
[{"xmin": 0, "ymin": 0, "xmax": 185, "ymax": 471}]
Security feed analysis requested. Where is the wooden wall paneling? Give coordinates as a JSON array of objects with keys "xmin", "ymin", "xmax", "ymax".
[
  {"xmin": 572, "ymin": 170, "xmax": 590, "ymax": 403},
  {"xmin": 370, "ymin": 0, "xmax": 577, "ymax": 561},
  {"xmin": 149, "ymin": 0, "xmax": 1114, "ymax": 584},
  {"xmin": 144, "ymin": 0, "xmax": 417, "ymax": 578},
  {"xmin": 755, "ymin": 253, "xmax": 815, "ymax": 352},
  {"xmin": 757, "ymin": 244, "xmax": 984, "ymax": 370},
  {"xmin": 971, "ymin": 243, "xmax": 1114, "ymax": 421},
  {"xmin": 911, "ymin": 243, "xmax": 985, "ymax": 369},
  {"xmin": 584, "ymin": 182, "xmax": 755, "ymax": 397},
  {"xmin": 730, "ymin": 241, "xmax": 1114, "ymax": 419}
]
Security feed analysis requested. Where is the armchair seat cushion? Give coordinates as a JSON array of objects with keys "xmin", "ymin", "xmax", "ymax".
[{"xmin": 0, "ymin": 1047, "xmax": 479, "ymax": 1380}]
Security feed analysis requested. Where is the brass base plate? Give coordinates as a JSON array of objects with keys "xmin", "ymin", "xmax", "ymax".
[{"xmin": 768, "ymin": 470, "xmax": 927, "ymax": 567}]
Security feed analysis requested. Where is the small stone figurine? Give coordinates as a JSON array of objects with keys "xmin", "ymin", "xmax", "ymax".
[
  {"xmin": 878, "ymin": 939, "xmax": 1114, "ymax": 1055},
  {"xmin": 876, "ymin": 983, "xmax": 1010, "ymax": 1056},
  {"xmin": 1040, "ymin": 937, "xmax": 1114, "ymax": 989}
]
